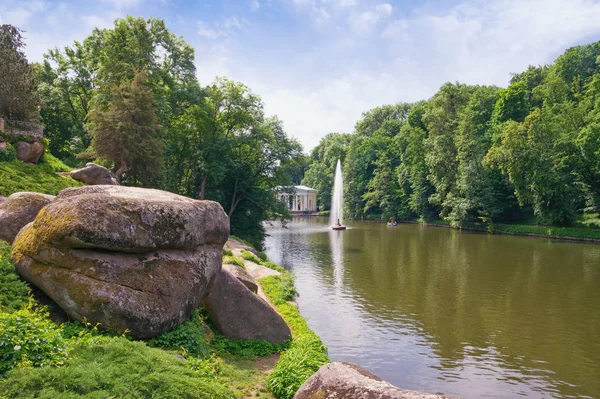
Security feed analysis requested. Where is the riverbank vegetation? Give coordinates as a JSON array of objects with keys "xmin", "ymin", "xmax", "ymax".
[
  {"xmin": 303, "ymin": 41, "xmax": 600, "ymax": 234},
  {"xmin": 0, "ymin": 239, "xmax": 323, "ymax": 398}
]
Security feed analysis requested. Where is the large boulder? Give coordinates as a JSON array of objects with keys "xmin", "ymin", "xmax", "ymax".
[
  {"xmin": 202, "ymin": 269, "xmax": 291, "ymax": 344},
  {"xmin": 0, "ymin": 192, "xmax": 55, "ymax": 243},
  {"xmin": 294, "ymin": 362, "xmax": 454, "ymax": 399},
  {"xmin": 11, "ymin": 186, "xmax": 229, "ymax": 339},
  {"xmin": 70, "ymin": 163, "xmax": 119, "ymax": 185},
  {"xmin": 223, "ymin": 263, "xmax": 258, "ymax": 293},
  {"xmin": 16, "ymin": 141, "xmax": 44, "ymax": 163}
]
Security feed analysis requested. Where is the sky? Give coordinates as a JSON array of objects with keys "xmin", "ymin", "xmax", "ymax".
[{"xmin": 1, "ymin": 0, "xmax": 600, "ymax": 152}]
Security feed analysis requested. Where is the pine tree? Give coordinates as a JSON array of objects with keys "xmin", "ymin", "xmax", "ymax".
[
  {"xmin": 0, "ymin": 25, "xmax": 39, "ymax": 121},
  {"xmin": 86, "ymin": 71, "xmax": 163, "ymax": 185}
]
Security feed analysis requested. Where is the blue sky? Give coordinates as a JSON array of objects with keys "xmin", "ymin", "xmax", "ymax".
[{"xmin": 2, "ymin": 0, "xmax": 600, "ymax": 151}]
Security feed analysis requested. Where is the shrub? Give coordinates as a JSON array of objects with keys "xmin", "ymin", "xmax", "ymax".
[
  {"xmin": 223, "ymin": 256, "xmax": 245, "ymax": 269},
  {"xmin": 262, "ymin": 261, "xmax": 285, "ymax": 273},
  {"xmin": 240, "ymin": 250, "xmax": 262, "ymax": 264},
  {"xmin": 260, "ymin": 270, "xmax": 330, "ymax": 399},
  {"xmin": 211, "ymin": 335, "xmax": 287, "ymax": 359},
  {"xmin": 260, "ymin": 274, "xmax": 298, "ymax": 305},
  {"xmin": 0, "ymin": 306, "xmax": 67, "ymax": 375},
  {"xmin": 267, "ymin": 338, "xmax": 329, "ymax": 399},
  {"xmin": 0, "ymin": 240, "xmax": 30, "ymax": 312},
  {"xmin": 148, "ymin": 311, "xmax": 211, "ymax": 357},
  {"xmin": 0, "ymin": 143, "xmax": 16, "ymax": 162},
  {"xmin": 0, "ymin": 337, "xmax": 235, "ymax": 399},
  {"xmin": 258, "ymin": 251, "xmax": 268, "ymax": 261},
  {"xmin": 222, "ymin": 248, "xmax": 233, "ymax": 257}
]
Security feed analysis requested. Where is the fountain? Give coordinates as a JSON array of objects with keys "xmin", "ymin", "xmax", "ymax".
[{"xmin": 330, "ymin": 159, "xmax": 346, "ymax": 230}]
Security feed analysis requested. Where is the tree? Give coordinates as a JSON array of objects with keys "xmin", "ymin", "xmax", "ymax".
[
  {"xmin": 86, "ymin": 71, "xmax": 163, "ymax": 185},
  {"xmin": 0, "ymin": 25, "xmax": 39, "ymax": 121}
]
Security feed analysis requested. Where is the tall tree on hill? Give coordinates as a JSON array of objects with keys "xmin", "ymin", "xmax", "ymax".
[
  {"xmin": 0, "ymin": 25, "xmax": 39, "ymax": 121},
  {"xmin": 86, "ymin": 71, "xmax": 162, "ymax": 186}
]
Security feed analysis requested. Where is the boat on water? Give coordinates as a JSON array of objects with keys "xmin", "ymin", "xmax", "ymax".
[
  {"xmin": 332, "ymin": 218, "xmax": 347, "ymax": 230},
  {"xmin": 387, "ymin": 221, "xmax": 398, "ymax": 227}
]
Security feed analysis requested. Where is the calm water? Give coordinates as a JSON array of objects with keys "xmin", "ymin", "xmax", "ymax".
[{"xmin": 264, "ymin": 217, "xmax": 600, "ymax": 399}]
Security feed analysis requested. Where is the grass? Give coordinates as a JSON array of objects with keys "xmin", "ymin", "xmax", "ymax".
[
  {"xmin": 241, "ymin": 249, "xmax": 263, "ymax": 264},
  {"xmin": 0, "ymin": 241, "xmax": 30, "ymax": 312},
  {"xmin": 260, "ymin": 274, "xmax": 298, "ymax": 306},
  {"xmin": 0, "ymin": 153, "xmax": 82, "ymax": 196},
  {"xmin": 0, "ymin": 337, "xmax": 235, "ymax": 399},
  {"xmin": 223, "ymin": 256, "xmax": 246, "ymax": 269},
  {"xmin": 259, "ymin": 274, "xmax": 330, "ymax": 399}
]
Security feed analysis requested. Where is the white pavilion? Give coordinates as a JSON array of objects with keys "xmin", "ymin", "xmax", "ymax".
[{"xmin": 276, "ymin": 185, "xmax": 318, "ymax": 214}]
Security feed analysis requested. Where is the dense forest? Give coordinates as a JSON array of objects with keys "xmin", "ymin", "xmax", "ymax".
[
  {"xmin": 303, "ymin": 41, "xmax": 600, "ymax": 228},
  {"xmin": 1, "ymin": 18, "xmax": 306, "ymax": 248}
]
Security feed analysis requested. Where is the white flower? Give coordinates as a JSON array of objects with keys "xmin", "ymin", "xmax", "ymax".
[{"xmin": 13, "ymin": 345, "xmax": 21, "ymax": 351}]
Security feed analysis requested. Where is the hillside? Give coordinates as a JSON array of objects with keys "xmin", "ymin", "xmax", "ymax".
[{"xmin": 0, "ymin": 154, "xmax": 82, "ymax": 197}]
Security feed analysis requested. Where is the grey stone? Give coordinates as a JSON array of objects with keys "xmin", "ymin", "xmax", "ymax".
[
  {"xmin": 11, "ymin": 186, "xmax": 230, "ymax": 339},
  {"xmin": 16, "ymin": 141, "xmax": 44, "ymax": 163},
  {"xmin": 0, "ymin": 192, "xmax": 55, "ymax": 243},
  {"xmin": 70, "ymin": 163, "xmax": 119, "ymax": 185},
  {"xmin": 202, "ymin": 269, "xmax": 291, "ymax": 344},
  {"xmin": 223, "ymin": 263, "xmax": 258, "ymax": 293},
  {"xmin": 294, "ymin": 362, "xmax": 455, "ymax": 399}
]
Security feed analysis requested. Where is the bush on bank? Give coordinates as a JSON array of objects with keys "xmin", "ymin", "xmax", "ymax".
[{"xmin": 261, "ymin": 274, "xmax": 330, "ymax": 399}]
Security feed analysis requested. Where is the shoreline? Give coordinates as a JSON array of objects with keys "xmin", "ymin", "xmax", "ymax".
[{"xmin": 341, "ymin": 217, "xmax": 600, "ymax": 244}]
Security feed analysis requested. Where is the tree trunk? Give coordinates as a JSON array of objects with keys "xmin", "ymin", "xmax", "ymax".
[
  {"xmin": 200, "ymin": 174, "xmax": 208, "ymax": 200},
  {"xmin": 115, "ymin": 158, "xmax": 127, "ymax": 183}
]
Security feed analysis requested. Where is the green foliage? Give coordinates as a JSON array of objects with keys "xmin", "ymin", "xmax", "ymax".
[
  {"xmin": 0, "ymin": 154, "xmax": 82, "ymax": 196},
  {"xmin": 86, "ymin": 70, "xmax": 163, "ymax": 186},
  {"xmin": 211, "ymin": 335, "xmax": 287, "ymax": 360},
  {"xmin": 261, "ymin": 261, "xmax": 285, "ymax": 273},
  {"xmin": 267, "ymin": 338, "xmax": 329, "ymax": 399},
  {"xmin": 0, "ymin": 240, "xmax": 30, "ymax": 312},
  {"xmin": 222, "ymin": 248, "xmax": 233, "ymax": 256},
  {"xmin": 223, "ymin": 256, "xmax": 246, "ymax": 269},
  {"xmin": 258, "ymin": 251, "xmax": 268, "ymax": 261},
  {"xmin": 0, "ymin": 25, "xmax": 39, "ymax": 121},
  {"xmin": 0, "ymin": 306, "xmax": 67, "ymax": 375},
  {"xmin": 148, "ymin": 311, "xmax": 211, "ymax": 357},
  {"xmin": 0, "ymin": 142, "xmax": 16, "ymax": 162},
  {"xmin": 260, "ymin": 273, "xmax": 329, "ymax": 399},
  {"xmin": 0, "ymin": 336, "xmax": 235, "ymax": 399},
  {"xmin": 260, "ymin": 274, "xmax": 298, "ymax": 306},
  {"xmin": 240, "ymin": 250, "xmax": 263, "ymax": 264}
]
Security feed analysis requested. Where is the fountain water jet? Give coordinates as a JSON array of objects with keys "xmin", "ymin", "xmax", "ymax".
[{"xmin": 330, "ymin": 159, "xmax": 346, "ymax": 230}]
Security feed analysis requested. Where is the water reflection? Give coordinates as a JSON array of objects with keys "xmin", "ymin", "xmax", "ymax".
[{"xmin": 264, "ymin": 217, "xmax": 600, "ymax": 399}]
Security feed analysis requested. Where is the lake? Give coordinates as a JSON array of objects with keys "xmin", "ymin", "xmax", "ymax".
[{"xmin": 264, "ymin": 217, "xmax": 600, "ymax": 399}]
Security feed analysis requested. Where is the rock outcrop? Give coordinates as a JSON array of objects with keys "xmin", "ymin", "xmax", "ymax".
[
  {"xmin": 16, "ymin": 141, "xmax": 44, "ymax": 164},
  {"xmin": 70, "ymin": 163, "xmax": 119, "ymax": 185},
  {"xmin": 11, "ymin": 186, "xmax": 229, "ymax": 339},
  {"xmin": 202, "ymin": 269, "xmax": 291, "ymax": 344},
  {"xmin": 0, "ymin": 192, "xmax": 55, "ymax": 243},
  {"xmin": 294, "ymin": 362, "xmax": 454, "ymax": 399},
  {"xmin": 222, "ymin": 263, "xmax": 258, "ymax": 293}
]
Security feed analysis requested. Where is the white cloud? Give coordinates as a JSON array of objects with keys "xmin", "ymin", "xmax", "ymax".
[
  {"xmin": 99, "ymin": 0, "xmax": 144, "ymax": 9},
  {"xmin": 375, "ymin": 3, "xmax": 392, "ymax": 16},
  {"xmin": 197, "ymin": 21, "xmax": 220, "ymax": 39},
  {"xmin": 0, "ymin": 0, "xmax": 46, "ymax": 26},
  {"xmin": 348, "ymin": 2, "xmax": 393, "ymax": 35},
  {"xmin": 251, "ymin": 0, "xmax": 260, "ymax": 11}
]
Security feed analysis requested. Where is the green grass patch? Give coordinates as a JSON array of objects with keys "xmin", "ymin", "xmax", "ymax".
[
  {"xmin": 260, "ymin": 274, "xmax": 298, "ymax": 306},
  {"xmin": 241, "ymin": 250, "xmax": 263, "ymax": 264},
  {"xmin": 0, "ymin": 240, "xmax": 30, "ymax": 312},
  {"xmin": 222, "ymin": 248, "xmax": 233, "ymax": 257},
  {"xmin": 0, "ymin": 153, "xmax": 82, "ymax": 196},
  {"xmin": 260, "ymin": 272, "xmax": 330, "ymax": 399},
  {"xmin": 148, "ymin": 310, "xmax": 212, "ymax": 357},
  {"xmin": 223, "ymin": 256, "xmax": 246, "ymax": 269},
  {"xmin": 211, "ymin": 335, "xmax": 287, "ymax": 360},
  {"xmin": 0, "ymin": 336, "xmax": 235, "ymax": 399}
]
